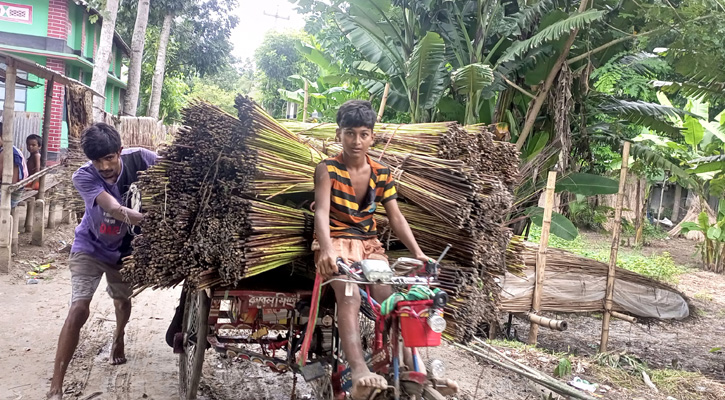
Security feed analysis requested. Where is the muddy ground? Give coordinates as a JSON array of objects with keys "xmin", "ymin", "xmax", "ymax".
[{"xmin": 1, "ymin": 225, "xmax": 724, "ymax": 399}]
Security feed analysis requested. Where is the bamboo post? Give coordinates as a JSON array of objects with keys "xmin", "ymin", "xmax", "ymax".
[
  {"xmin": 33, "ymin": 76, "xmax": 54, "ymax": 246},
  {"xmin": 24, "ymin": 198, "xmax": 35, "ymax": 233},
  {"xmin": 302, "ymin": 80, "xmax": 309, "ymax": 122},
  {"xmin": 656, "ymin": 173, "xmax": 667, "ymax": 227},
  {"xmin": 634, "ymin": 177, "xmax": 644, "ymax": 246},
  {"xmin": 377, "ymin": 82, "xmax": 390, "ymax": 122},
  {"xmin": 600, "ymin": 141, "xmax": 631, "ymax": 353},
  {"xmin": 10, "ymin": 208, "xmax": 19, "ymax": 254},
  {"xmin": 672, "ymin": 184, "xmax": 682, "ymax": 222},
  {"xmin": 0, "ymin": 59, "xmax": 17, "ymax": 273},
  {"xmin": 528, "ymin": 170, "xmax": 557, "ymax": 345}
]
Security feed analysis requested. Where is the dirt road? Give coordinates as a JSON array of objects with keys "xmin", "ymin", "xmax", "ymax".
[
  {"xmin": 0, "ymin": 227, "xmax": 538, "ymax": 400},
  {"xmin": 0, "ymin": 228, "xmax": 181, "ymax": 400}
]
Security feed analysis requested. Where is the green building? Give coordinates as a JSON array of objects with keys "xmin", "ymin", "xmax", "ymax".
[{"xmin": 0, "ymin": 0, "xmax": 129, "ymax": 161}]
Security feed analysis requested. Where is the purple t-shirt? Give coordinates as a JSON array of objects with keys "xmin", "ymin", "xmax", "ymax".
[{"xmin": 71, "ymin": 148, "xmax": 157, "ymax": 264}]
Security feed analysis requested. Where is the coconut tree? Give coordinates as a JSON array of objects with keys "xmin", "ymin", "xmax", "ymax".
[
  {"xmin": 91, "ymin": 0, "xmax": 121, "ymax": 122},
  {"xmin": 123, "ymin": 0, "xmax": 151, "ymax": 116}
]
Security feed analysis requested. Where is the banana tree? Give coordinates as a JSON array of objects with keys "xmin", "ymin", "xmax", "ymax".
[
  {"xmin": 277, "ymin": 75, "xmax": 365, "ymax": 121},
  {"xmin": 333, "ymin": 0, "xmax": 448, "ymax": 122}
]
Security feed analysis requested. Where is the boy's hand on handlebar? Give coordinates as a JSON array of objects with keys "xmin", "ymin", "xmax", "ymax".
[
  {"xmin": 317, "ymin": 249, "xmax": 339, "ymax": 279},
  {"xmin": 414, "ymin": 252, "xmax": 432, "ymax": 265}
]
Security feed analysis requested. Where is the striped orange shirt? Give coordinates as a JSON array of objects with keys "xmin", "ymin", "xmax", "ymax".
[{"xmin": 322, "ymin": 153, "xmax": 398, "ymax": 239}]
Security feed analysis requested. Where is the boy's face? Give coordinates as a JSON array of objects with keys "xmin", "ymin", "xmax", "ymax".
[
  {"xmin": 337, "ymin": 126, "xmax": 374, "ymax": 158},
  {"xmin": 92, "ymin": 151, "xmax": 123, "ymax": 181},
  {"xmin": 26, "ymin": 139, "xmax": 40, "ymax": 154}
]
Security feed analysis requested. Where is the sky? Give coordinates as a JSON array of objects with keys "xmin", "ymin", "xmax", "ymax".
[{"xmin": 231, "ymin": 0, "xmax": 307, "ymax": 62}]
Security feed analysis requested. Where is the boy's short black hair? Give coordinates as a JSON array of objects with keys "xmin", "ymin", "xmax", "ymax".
[
  {"xmin": 81, "ymin": 123, "xmax": 122, "ymax": 160},
  {"xmin": 336, "ymin": 100, "xmax": 376, "ymax": 130},
  {"xmin": 26, "ymin": 134, "xmax": 42, "ymax": 146}
]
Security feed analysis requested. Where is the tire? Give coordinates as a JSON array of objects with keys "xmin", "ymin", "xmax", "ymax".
[
  {"xmin": 178, "ymin": 289, "xmax": 210, "ymax": 400},
  {"xmin": 422, "ymin": 386, "xmax": 446, "ymax": 400}
]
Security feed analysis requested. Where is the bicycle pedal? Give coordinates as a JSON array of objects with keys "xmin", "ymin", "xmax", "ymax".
[{"xmin": 300, "ymin": 362, "xmax": 326, "ymax": 382}]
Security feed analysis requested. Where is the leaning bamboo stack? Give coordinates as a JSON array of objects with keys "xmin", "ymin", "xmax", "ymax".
[
  {"xmin": 123, "ymin": 99, "xmax": 318, "ymax": 290},
  {"xmin": 125, "ymin": 98, "xmax": 520, "ymax": 343}
]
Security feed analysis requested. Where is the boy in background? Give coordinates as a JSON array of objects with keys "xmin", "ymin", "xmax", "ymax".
[{"xmin": 26, "ymin": 133, "xmax": 41, "ymax": 189}]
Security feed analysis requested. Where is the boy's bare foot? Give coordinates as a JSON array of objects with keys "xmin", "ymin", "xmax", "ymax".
[
  {"xmin": 109, "ymin": 334, "xmax": 127, "ymax": 365},
  {"xmin": 434, "ymin": 378, "xmax": 459, "ymax": 396},
  {"xmin": 350, "ymin": 370, "xmax": 388, "ymax": 400},
  {"xmin": 46, "ymin": 390, "xmax": 62, "ymax": 400}
]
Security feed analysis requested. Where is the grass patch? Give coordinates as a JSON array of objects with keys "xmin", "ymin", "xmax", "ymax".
[
  {"xmin": 592, "ymin": 352, "xmax": 714, "ymax": 400},
  {"xmin": 486, "ymin": 339, "xmax": 569, "ymax": 358},
  {"xmin": 694, "ymin": 291, "xmax": 714, "ymax": 302},
  {"xmin": 528, "ymin": 226, "xmax": 689, "ymax": 283}
]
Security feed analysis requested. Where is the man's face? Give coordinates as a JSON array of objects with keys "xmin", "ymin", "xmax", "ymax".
[
  {"xmin": 26, "ymin": 139, "xmax": 40, "ymax": 154},
  {"xmin": 92, "ymin": 151, "xmax": 122, "ymax": 181},
  {"xmin": 337, "ymin": 126, "xmax": 374, "ymax": 157}
]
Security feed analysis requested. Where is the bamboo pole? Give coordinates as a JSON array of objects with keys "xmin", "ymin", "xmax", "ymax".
[
  {"xmin": 33, "ymin": 76, "xmax": 54, "ymax": 246},
  {"xmin": 528, "ymin": 170, "xmax": 557, "ymax": 345},
  {"xmin": 302, "ymin": 80, "xmax": 309, "ymax": 122},
  {"xmin": 0, "ymin": 59, "xmax": 17, "ymax": 273},
  {"xmin": 516, "ymin": 312, "xmax": 568, "ymax": 331},
  {"xmin": 656, "ymin": 173, "xmax": 667, "ymax": 227},
  {"xmin": 672, "ymin": 184, "xmax": 682, "ymax": 221},
  {"xmin": 611, "ymin": 311, "xmax": 637, "ymax": 323},
  {"xmin": 634, "ymin": 177, "xmax": 644, "ymax": 246},
  {"xmin": 600, "ymin": 141, "xmax": 630, "ymax": 352},
  {"xmin": 377, "ymin": 82, "xmax": 390, "ymax": 122}
]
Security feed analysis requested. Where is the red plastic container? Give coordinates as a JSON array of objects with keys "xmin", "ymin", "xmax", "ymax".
[{"xmin": 396, "ymin": 300, "xmax": 442, "ymax": 347}]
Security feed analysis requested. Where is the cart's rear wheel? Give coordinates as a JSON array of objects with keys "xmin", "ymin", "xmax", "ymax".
[
  {"xmin": 179, "ymin": 289, "xmax": 210, "ymax": 400},
  {"xmin": 421, "ymin": 386, "xmax": 446, "ymax": 400}
]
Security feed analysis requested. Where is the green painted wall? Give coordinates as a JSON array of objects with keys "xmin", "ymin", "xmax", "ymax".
[
  {"xmin": 22, "ymin": 54, "xmax": 46, "ymax": 114},
  {"xmin": 68, "ymin": 1, "xmax": 83, "ymax": 50},
  {"xmin": 0, "ymin": 0, "xmax": 48, "ymax": 37},
  {"xmin": 114, "ymin": 47, "xmax": 122, "ymax": 76},
  {"xmin": 83, "ymin": 18, "xmax": 93, "ymax": 58}
]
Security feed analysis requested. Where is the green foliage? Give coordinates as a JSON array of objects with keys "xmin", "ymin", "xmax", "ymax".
[
  {"xmin": 255, "ymin": 31, "xmax": 320, "ymax": 118},
  {"xmin": 555, "ymin": 173, "xmax": 619, "ymax": 196},
  {"xmin": 496, "ymin": 9, "xmax": 605, "ymax": 65},
  {"xmin": 553, "ymin": 357, "xmax": 572, "ymax": 378},
  {"xmin": 451, "ymin": 63, "xmax": 494, "ymax": 125},
  {"xmin": 527, "ymin": 207, "xmax": 579, "ymax": 241},
  {"xmin": 187, "ymin": 78, "xmax": 238, "ymax": 115},
  {"xmin": 567, "ymin": 196, "xmax": 612, "ymax": 230}
]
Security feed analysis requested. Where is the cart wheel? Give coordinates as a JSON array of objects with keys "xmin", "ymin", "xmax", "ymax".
[
  {"xmin": 421, "ymin": 386, "xmax": 446, "ymax": 400},
  {"xmin": 178, "ymin": 289, "xmax": 210, "ymax": 400}
]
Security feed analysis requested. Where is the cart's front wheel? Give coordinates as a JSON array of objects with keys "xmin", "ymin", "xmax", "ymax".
[{"xmin": 179, "ymin": 289, "xmax": 210, "ymax": 400}]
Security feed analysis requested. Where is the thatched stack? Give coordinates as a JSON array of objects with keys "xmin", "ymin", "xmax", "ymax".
[{"xmin": 500, "ymin": 243, "xmax": 691, "ymax": 320}]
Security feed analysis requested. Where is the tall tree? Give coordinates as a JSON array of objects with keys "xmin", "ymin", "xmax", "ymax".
[
  {"xmin": 123, "ymin": 0, "xmax": 151, "ymax": 116},
  {"xmin": 147, "ymin": 12, "xmax": 172, "ymax": 119},
  {"xmin": 91, "ymin": 0, "xmax": 120, "ymax": 121}
]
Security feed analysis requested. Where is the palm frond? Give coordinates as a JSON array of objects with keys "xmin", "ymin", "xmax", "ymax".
[
  {"xmin": 498, "ymin": 0, "xmax": 562, "ymax": 37},
  {"xmin": 589, "ymin": 126, "xmax": 694, "ymax": 187},
  {"xmin": 596, "ymin": 96, "xmax": 692, "ymax": 137},
  {"xmin": 497, "ymin": 9, "xmax": 606, "ymax": 65},
  {"xmin": 661, "ymin": 81, "xmax": 725, "ymax": 104}
]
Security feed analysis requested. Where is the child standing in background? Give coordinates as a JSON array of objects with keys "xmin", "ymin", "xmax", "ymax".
[{"xmin": 26, "ymin": 134, "xmax": 41, "ymax": 190}]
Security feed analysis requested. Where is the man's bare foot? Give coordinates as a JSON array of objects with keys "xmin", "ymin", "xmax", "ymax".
[
  {"xmin": 109, "ymin": 334, "xmax": 127, "ymax": 365},
  {"xmin": 46, "ymin": 390, "xmax": 62, "ymax": 400},
  {"xmin": 434, "ymin": 378, "xmax": 459, "ymax": 396},
  {"xmin": 350, "ymin": 371, "xmax": 388, "ymax": 400}
]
